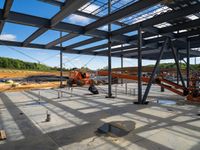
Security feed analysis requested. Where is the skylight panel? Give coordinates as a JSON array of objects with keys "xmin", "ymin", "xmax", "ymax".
[
  {"xmin": 154, "ymin": 22, "xmax": 172, "ymax": 28},
  {"xmin": 186, "ymin": 14, "xmax": 199, "ymax": 20},
  {"xmin": 79, "ymin": 2, "xmax": 104, "ymax": 16},
  {"xmin": 192, "ymin": 47, "xmax": 200, "ymax": 51},
  {"xmin": 79, "ymin": 2, "xmax": 100, "ymax": 13},
  {"xmin": 119, "ymin": 5, "xmax": 172, "ymax": 25},
  {"xmin": 179, "ymin": 29, "xmax": 187, "ymax": 33},
  {"xmin": 144, "ymin": 35, "xmax": 162, "ymax": 40},
  {"xmin": 64, "ymin": 14, "xmax": 95, "ymax": 26}
]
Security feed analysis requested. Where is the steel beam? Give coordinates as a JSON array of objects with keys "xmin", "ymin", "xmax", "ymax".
[
  {"xmin": 121, "ymin": 45, "xmax": 124, "ymax": 85},
  {"xmin": 75, "ymin": 11, "xmax": 126, "ymax": 27},
  {"xmin": 0, "ymin": 38, "xmax": 200, "ymax": 60},
  {"xmin": 84, "ymin": 0, "xmax": 162, "ymax": 32},
  {"xmin": 137, "ymin": 25, "xmax": 142, "ymax": 104},
  {"xmin": 177, "ymin": 49, "xmax": 179, "ymax": 84},
  {"xmin": 98, "ymin": 45, "xmax": 136, "ymax": 55},
  {"xmin": 112, "ymin": 3, "xmax": 200, "ymax": 36},
  {"xmin": 0, "ymin": 0, "xmax": 14, "ymax": 33},
  {"xmin": 46, "ymin": 33, "xmax": 77, "ymax": 49},
  {"xmin": 124, "ymin": 49, "xmax": 200, "ymax": 60},
  {"xmin": 0, "ymin": 22, "xmax": 4, "ymax": 33},
  {"xmin": 142, "ymin": 38, "xmax": 168, "ymax": 103},
  {"xmin": 107, "ymin": 0, "xmax": 112, "ymax": 98},
  {"xmin": 80, "ymin": 42, "xmax": 119, "ymax": 54},
  {"xmin": 161, "ymin": 19, "xmax": 200, "ymax": 34},
  {"xmin": 170, "ymin": 39, "xmax": 186, "ymax": 88},
  {"xmin": 39, "ymin": 0, "xmax": 64, "ymax": 6},
  {"xmin": 64, "ymin": 37, "xmax": 101, "ymax": 50},
  {"xmin": 23, "ymin": 28, "xmax": 48, "ymax": 46},
  {"xmin": 39, "ymin": 0, "xmax": 127, "ymax": 26},
  {"xmin": 186, "ymin": 39, "xmax": 190, "ymax": 88},
  {"xmin": 2, "ymin": 8, "xmax": 199, "ymax": 48},
  {"xmin": 23, "ymin": 0, "xmax": 89, "ymax": 47},
  {"xmin": 60, "ymin": 31, "xmax": 63, "ymax": 87},
  {"xmin": 51, "ymin": 0, "xmax": 89, "ymax": 26},
  {"xmin": 38, "ymin": 0, "xmax": 127, "ymax": 48}
]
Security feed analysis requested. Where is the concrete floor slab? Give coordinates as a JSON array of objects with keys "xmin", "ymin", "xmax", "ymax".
[{"xmin": 0, "ymin": 83, "xmax": 199, "ymax": 150}]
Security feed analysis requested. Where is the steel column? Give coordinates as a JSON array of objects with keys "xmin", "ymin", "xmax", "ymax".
[
  {"xmin": 177, "ymin": 49, "xmax": 179, "ymax": 84},
  {"xmin": 121, "ymin": 55, "xmax": 123, "ymax": 85},
  {"xmin": 142, "ymin": 38, "xmax": 168, "ymax": 103},
  {"xmin": 170, "ymin": 40, "xmax": 186, "ymax": 88},
  {"xmin": 107, "ymin": 0, "xmax": 112, "ymax": 98},
  {"xmin": 60, "ymin": 31, "xmax": 63, "ymax": 88},
  {"xmin": 186, "ymin": 39, "xmax": 190, "ymax": 88},
  {"xmin": 137, "ymin": 25, "xmax": 142, "ymax": 103},
  {"xmin": 121, "ymin": 44, "xmax": 124, "ymax": 85}
]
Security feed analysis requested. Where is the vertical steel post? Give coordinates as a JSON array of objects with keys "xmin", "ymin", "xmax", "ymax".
[
  {"xmin": 186, "ymin": 39, "xmax": 190, "ymax": 88},
  {"xmin": 121, "ymin": 53, "xmax": 123, "ymax": 85},
  {"xmin": 107, "ymin": 0, "xmax": 112, "ymax": 98},
  {"xmin": 142, "ymin": 38, "xmax": 168, "ymax": 103},
  {"xmin": 176, "ymin": 49, "xmax": 179, "ymax": 84},
  {"xmin": 137, "ymin": 25, "xmax": 142, "ymax": 104},
  {"xmin": 60, "ymin": 31, "xmax": 63, "ymax": 88},
  {"xmin": 125, "ymin": 80, "xmax": 127, "ymax": 94}
]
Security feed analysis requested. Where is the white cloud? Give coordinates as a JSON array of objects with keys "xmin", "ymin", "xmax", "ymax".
[
  {"xmin": 0, "ymin": 34, "xmax": 17, "ymax": 41},
  {"xmin": 99, "ymin": 25, "xmax": 108, "ymax": 31},
  {"xmin": 68, "ymin": 3, "xmax": 100, "ymax": 25},
  {"xmin": 68, "ymin": 14, "xmax": 91, "ymax": 24},
  {"xmin": 124, "ymin": 58, "xmax": 132, "ymax": 62},
  {"xmin": 73, "ymin": 58, "xmax": 80, "ymax": 61},
  {"xmin": 79, "ymin": 3, "xmax": 99, "ymax": 13}
]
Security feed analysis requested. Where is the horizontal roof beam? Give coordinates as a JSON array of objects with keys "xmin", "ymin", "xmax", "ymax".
[
  {"xmin": 23, "ymin": 28, "xmax": 48, "ymax": 46},
  {"xmin": 39, "ymin": 0, "xmax": 127, "ymax": 26},
  {"xmin": 64, "ymin": 37, "xmax": 101, "ymax": 50},
  {"xmin": 1, "ymin": 10, "xmax": 131, "ymax": 43},
  {"xmin": 112, "ymin": 3, "xmax": 200, "ymax": 36},
  {"xmin": 38, "ymin": 0, "xmax": 64, "ymax": 6},
  {"xmin": 0, "ymin": 39, "xmax": 117, "ymax": 58},
  {"xmin": 45, "ymin": 33, "xmax": 77, "ymax": 49},
  {"xmin": 1, "ymin": 38, "xmax": 200, "ymax": 60},
  {"xmin": 84, "ymin": 0, "xmax": 162, "ymax": 32},
  {"xmin": 23, "ymin": 0, "xmax": 89, "ymax": 47},
  {"xmin": 51, "ymin": 0, "xmax": 89, "ymax": 27},
  {"xmin": 80, "ymin": 42, "xmax": 120, "ymax": 54}
]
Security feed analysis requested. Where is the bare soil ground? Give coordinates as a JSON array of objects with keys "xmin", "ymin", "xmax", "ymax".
[
  {"xmin": 0, "ymin": 69, "xmax": 69, "ymax": 78},
  {"xmin": 0, "ymin": 69, "xmax": 69, "ymax": 92}
]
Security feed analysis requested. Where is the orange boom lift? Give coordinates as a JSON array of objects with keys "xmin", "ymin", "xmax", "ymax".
[
  {"xmin": 68, "ymin": 70, "xmax": 92, "ymax": 86},
  {"xmin": 97, "ymin": 71, "xmax": 200, "ymax": 103}
]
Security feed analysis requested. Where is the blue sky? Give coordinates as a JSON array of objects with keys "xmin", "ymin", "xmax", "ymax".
[{"xmin": 0, "ymin": 0, "xmax": 198, "ymax": 70}]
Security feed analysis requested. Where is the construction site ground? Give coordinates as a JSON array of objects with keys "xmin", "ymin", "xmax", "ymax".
[
  {"xmin": 0, "ymin": 83, "xmax": 199, "ymax": 150},
  {"xmin": 0, "ymin": 69, "xmax": 70, "ymax": 92}
]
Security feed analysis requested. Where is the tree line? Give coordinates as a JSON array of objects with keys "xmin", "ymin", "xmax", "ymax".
[
  {"xmin": 0, "ymin": 57, "xmax": 53, "ymax": 71},
  {"xmin": 0, "ymin": 57, "xmax": 93, "ymax": 71},
  {"xmin": 148, "ymin": 63, "xmax": 200, "ymax": 70}
]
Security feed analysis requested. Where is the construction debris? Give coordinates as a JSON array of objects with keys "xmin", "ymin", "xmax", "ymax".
[{"xmin": 0, "ymin": 130, "xmax": 6, "ymax": 140}]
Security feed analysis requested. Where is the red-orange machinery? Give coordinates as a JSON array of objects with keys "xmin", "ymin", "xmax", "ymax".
[
  {"xmin": 97, "ymin": 71, "xmax": 200, "ymax": 103},
  {"xmin": 68, "ymin": 70, "xmax": 92, "ymax": 86}
]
